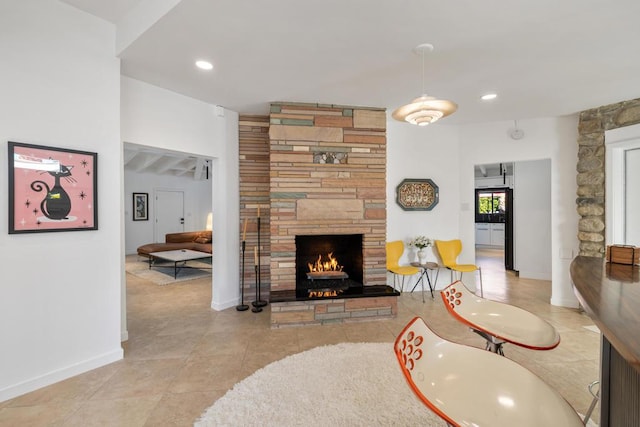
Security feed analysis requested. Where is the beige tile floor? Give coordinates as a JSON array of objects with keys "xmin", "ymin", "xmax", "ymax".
[{"xmin": 0, "ymin": 249, "xmax": 601, "ymax": 426}]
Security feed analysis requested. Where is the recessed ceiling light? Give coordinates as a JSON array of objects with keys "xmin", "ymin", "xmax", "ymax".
[
  {"xmin": 195, "ymin": 60, "xmax": 213, "ymax": 70},
  {"xmin": 481, "ymin": 93, "xmax": 497, "ymax": 101}
]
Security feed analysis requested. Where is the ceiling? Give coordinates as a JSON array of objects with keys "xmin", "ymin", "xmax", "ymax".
[
  {"xmin": 61, "ymin": 0, "xmax": 640, "ymax": 175},
  {"xmin": 474, "ymin": 163, "xmax": 513, "ymax": 179},
  {"xmin": 123, "ymin": 143, "xmax": 211, "ymax": 179}
]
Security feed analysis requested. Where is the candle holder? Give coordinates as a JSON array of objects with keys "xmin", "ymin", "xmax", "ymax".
[
  {"xmin": 251, "ymin": 264, "xmax": 263, "ymax": 312},
  {"xmin": 252, "ymin": 214, "xmax": 268, "ymax": 309},
  {"xmin": 236, "ymin": 240, "xmax": 249, "ymax": 311}
]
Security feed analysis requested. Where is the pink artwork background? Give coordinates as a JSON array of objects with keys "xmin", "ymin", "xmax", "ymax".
[{"xmin": 12, "ymin": 145, "xmax": 96, "ymax": 231}]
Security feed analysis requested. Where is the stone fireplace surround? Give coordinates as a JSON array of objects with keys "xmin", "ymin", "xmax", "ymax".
[{"xmin": 239, "ymin": 102, "xmax": 399, "ymax": 327}]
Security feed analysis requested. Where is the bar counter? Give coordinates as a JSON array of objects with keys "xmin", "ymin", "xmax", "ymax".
[{"xmin": 570, "ymin": 255, "xmax": 640, "ymax": 426}]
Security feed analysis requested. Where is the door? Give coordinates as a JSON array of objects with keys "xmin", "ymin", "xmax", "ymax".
[
  {"xmin": 504, "ymin": 188, "xmax": 514, "ymax": 270},
  {"xmin": 155, "ymin": 190, "xmax": 184, "ymax": 242}
]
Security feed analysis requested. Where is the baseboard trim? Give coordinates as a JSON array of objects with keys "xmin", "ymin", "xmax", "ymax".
[
  {"xmin": 550, "ymin": 296, "xmax": 580, "ymax": 309},
  {"xmin": 211, "ymin": 298, "xmax": 237, "ymax": 311},
  {"xmin": 0, "ymin": 347, "xmax": 123, "ymax": 402},
  {"xmin": 518, "ymin": 270, "xmax": 551, "ymax": 281}
]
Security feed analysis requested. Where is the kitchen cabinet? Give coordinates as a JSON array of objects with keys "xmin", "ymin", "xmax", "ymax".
[
  {"xmin": 475, "ymin": 223, "xmax": 504, "ymax": 247},
  {"xmin": 491, "ymin": 223, "xmax": 505, "ymax": 246},
  {"xmin": 475, "ymin": 223, "xmax": 491, "ymax": 245}
]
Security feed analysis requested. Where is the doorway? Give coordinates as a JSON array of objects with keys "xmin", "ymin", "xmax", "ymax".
[
  {"xmin": 474, "ymin": 186, "xmax": 514, "ymax": 271},
  {"xmin": 122, "ymin": 142, "xmax": 213, "ymax": 344},
  {"xmin": 474, "ymin": 163, "xmax": 514, "ymax": 273},
  {"xmin": 474, "ymin": 159, "xmax": 551, "ymax": 280}
]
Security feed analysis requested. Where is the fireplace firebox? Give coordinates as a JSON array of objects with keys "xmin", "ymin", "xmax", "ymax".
[{"xmin": 295, "ymin": 234, "xmax": 364, "ymax": 298}]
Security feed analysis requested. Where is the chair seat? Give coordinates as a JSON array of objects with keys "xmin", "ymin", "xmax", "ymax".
[
  {"xmin": 441, "ymin": 281, "xmax": 560, "ymax": 350},
  {"xmin": 394, "ymin": 317, "xmax": 583, "ymax": 426},
  {"xmin": 389, "ymin": 266, "xmax": 420, "ymax": 275},
  {"xmin": 447, "ymin": 263, "xmax": 478, "ymax": 273}
]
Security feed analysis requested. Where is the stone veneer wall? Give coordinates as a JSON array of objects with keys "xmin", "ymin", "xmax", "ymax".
[
  {"xmin": 239, "ymin": 115, "xmax": 271, "ymax": 296},
  {"xmin": 577, "ymin": 98, "xmax": 640, "ymax": 257},
  {"xmin": 268, "ymin": 102, "xmax": 387, "ymax": 292}
]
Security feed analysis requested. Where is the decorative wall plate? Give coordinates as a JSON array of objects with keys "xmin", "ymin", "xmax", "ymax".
[{"xmin": 396, "ymin": 178, "xmax": 439, "ymax": 211}]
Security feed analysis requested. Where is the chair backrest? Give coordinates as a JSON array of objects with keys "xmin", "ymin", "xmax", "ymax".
[
  {"xmin": 393, "ymin": 316, "xmax": 582, "ymax": 426},
  {"xmin": 440, "ymin": 281, "xmax": 482, "ymax": 327},
  {"xmin": 386, "ymin": 240, "xmax": 405, "ymax": 270},
  {"xmin": 434, "ymin": 239, "xmax": 462, "ymax": 268},
  {"xmin": 441, "ymin": 281, "xmax": 560, "ymax": 350}
]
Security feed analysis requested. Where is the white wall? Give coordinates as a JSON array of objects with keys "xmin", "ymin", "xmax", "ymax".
[
  {"xmin": 513, "ymin": 159, "xmax": 552, "ymax": 280},
  {"xmin": 124, "ymin": 170, "xmax": 213, "ymax": 254},
  {"xmin": 0, "ymin": 1, "xmax": 123, "ymax": 401},
  {"xmin": 121, "ymin": 77, "xmax": 240, "ymax": 311},
  {"xmin": 386, "ymin": 119, "xmax": 460, "ymax": 289},
  {"xmin": 386, "ymin": 116, "xmax": 579, "ymax": 302},
  {"xmin": 458, "ymin": 117, "xmax": 580, "ymax": 307}
]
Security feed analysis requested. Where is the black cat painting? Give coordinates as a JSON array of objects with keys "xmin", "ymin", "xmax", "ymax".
[
  {"xmin": 30, "ymin": 164, "xmax": 75, "ymax": 220},
  {"xmin": 8, "ymin": 141, "xmax": 98, "ymax": 233}
]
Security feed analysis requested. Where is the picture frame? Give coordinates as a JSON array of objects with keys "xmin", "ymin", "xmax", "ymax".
[
  {"xmin": 133, "ymin": 192, "xmax": 149, "ymax": 221},
  {"xmin": 8, "ymin": 141, "xmax": 98, "ymax": 234},
  {"xmin": 395, "ymin": 178, "xmax": 439, "ymax": 211}
]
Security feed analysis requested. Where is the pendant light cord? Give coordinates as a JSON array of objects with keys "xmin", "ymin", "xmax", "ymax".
[{"xmin": 421, "ymin": 48, "xmax": 425, "ymax": 95}]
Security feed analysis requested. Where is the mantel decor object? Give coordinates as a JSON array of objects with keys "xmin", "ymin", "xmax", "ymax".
[{"xmin": 396, "ymin": 178, "xmax": 439, "ymax": 211}]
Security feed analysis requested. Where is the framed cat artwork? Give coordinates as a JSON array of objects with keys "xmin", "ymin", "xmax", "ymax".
[{"xmin": 8, "ymin": 141, "xmax": 98, "ymax": 233}]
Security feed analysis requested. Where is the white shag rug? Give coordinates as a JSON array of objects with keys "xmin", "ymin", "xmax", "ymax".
[
  {"xmin": 195, "ymin": 342, "xmax": 446, "ymax": 427},
  {"xmin": 125, "ymin": 259, "xmax": 211, "ymax": 285}
]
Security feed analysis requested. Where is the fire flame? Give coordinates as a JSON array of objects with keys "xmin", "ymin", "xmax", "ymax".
[
  {"xmin": 308, "ymin": 252, "xmax": 343, "ymax": 273},
  {"xmin": 309, "ymin": 290, "xmax": 339, "ymax": 298}
]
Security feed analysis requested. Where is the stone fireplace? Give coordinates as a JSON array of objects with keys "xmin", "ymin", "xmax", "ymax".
[{"xmin": 265, "ymin": 102, "xmax": 398, "ymax": 326}]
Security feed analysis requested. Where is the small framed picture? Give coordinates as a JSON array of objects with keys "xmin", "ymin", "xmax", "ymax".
[
  {"xmin": 133, "ymin": 192, "xmax": 148, "ymax": 221},
  {"xmin": 8, "ymin": 141, "xmax": 98, "ymax": 233}
]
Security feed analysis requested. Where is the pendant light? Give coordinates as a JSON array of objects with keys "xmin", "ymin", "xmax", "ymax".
[{"xmin": 392, "ymin": 43, "xmax": 457, "ymax": 126}]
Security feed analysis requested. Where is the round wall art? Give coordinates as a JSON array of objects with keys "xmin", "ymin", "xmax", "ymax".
[{"xmin": 396, "ymin": 178, "xmax": 439, "ymax": 211}]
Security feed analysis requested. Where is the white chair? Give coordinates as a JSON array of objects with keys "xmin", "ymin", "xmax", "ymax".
[
  {"xmin": 394, "ymin": 316, "xmax": 584, "ymax": 427},
  {"xmin": 440, "ymin": 281, "xmax": 560, "ymax": 355}
]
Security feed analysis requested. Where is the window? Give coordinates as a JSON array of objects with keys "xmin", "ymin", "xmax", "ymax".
[{"xmin": 476, "ymin": 188, "xmax": 506, "ymax": 222}]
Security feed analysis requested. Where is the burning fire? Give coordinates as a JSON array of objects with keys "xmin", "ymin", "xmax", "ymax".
[
  {"xmin": 309, "ymin": 290, "xmax": 340, "ymax": 298},
  {"xmin": 308, "ymin": 252, "xmax": 343, "ymax": 273}
]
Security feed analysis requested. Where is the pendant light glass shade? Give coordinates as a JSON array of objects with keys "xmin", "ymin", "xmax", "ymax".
[
  {"xmin": 392, "ymin": 44, "xmax": 457, "ymax": 126},
  {"xmin": 392, "ymin": 95, "xmax": 457, "ymax": 126}
]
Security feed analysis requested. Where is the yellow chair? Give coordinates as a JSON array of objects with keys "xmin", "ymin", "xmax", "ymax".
[
  {"xmin": 386, "ymin": 240, "xmax": 419, "ymax": 292},
  {"xmin": 435, "ymin": 239, "xmax": 483, "ymax": 296}
]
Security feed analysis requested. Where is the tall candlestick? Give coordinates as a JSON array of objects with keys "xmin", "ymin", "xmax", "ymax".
[
  {"xmin": 242, "ymin": 218, "xmax": 247, "ymax": 241},
  {"xmin": 254, "ymin": 246, "xmax": 258, "ymax": 265}
]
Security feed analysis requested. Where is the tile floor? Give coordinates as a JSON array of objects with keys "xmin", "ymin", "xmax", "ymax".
[{"xmin": 0, "ymin": 249, "xmax": 601, "ymax": 426}]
